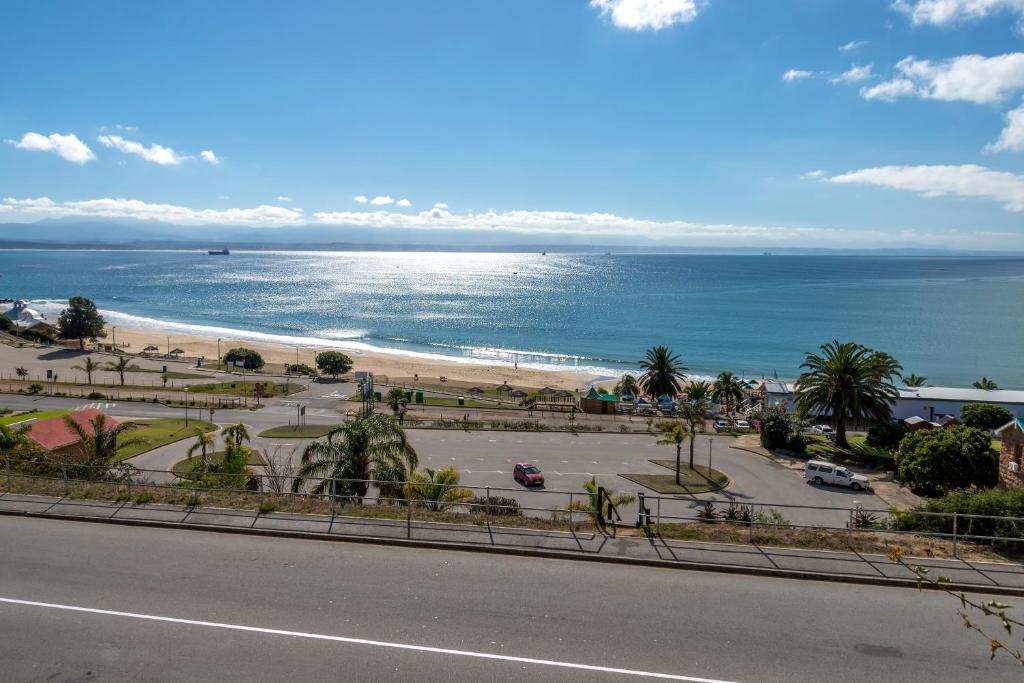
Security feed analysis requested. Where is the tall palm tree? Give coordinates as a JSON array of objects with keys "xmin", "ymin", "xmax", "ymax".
[
  {"xmin": 15, "ymin": 367, "xmax": 28, "ymax": 381},
  {"xmin": 405, "ymin": 466, "xmax": 473, "ymax": 511},
  {"xmin": 639, "ymin": 346, "xmax": 687, "ymax": 399},
  {"xmin": 291, "ymin": 414, "xmax": 417, "ymax": 503},
  {"xmin": 678, "ymin": 398, "xmax": 708, "ymax": 469},
  {"xmin": 72, "ymin": 357, "xmax": 100, "ymax": 385},
  {"xmin": 222, "ymin": 422, "xmax": 251, "ymax": 446},
  {"xmin": 711, "ymin": 371, "xmax": 747, "ymax": 417},
  {"xmin": 685, "ymin": 380, "xmax": 712, "ymax": 404},
  {"xmin": 103, "ymin": 356, "xmax": 138, "ymax": 386},
  {"xmin": 63, "ymin": 414, "xmax": 142, "ymax": 466},
  {"xmin": 613, "ymin": 374, "xmax": 641, "ymax": 398},
  {"xmin": 187, "ymin": 426, "xmax": 216, "ymax": 462},
  {"xmin": 385, "ymin": 387, "xmax": 408, "ymax": 416},
  {"xmin": 657, "ymin": 423, "xmax": 689, "ymax": 485},
  {"xmin": 903, "ymin": 374, "xmax": 927, "ymax": 388},
  {"xmin": 794, "ymin": 340, "xmax": 902, "ymax": 449},
  {"xmin": 973, "ymin": 377, "xmax": 999, "ymax": 390}
]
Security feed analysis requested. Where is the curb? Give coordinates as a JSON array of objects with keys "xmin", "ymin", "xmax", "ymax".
[{"xmin": 2, "ymin": 507, "xmax": 1021, "ymax": 597}]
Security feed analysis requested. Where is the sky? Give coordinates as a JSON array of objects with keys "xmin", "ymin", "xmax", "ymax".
[{"xmin": 2, "ymin": 0, "xmax": 1024, "ymax": 249}]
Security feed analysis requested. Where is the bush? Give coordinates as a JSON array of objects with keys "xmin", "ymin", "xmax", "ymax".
[
  {"xmin": 223, "ymin": 347, "xmax": 265, "ymax": 370},
  {"xmin": 466, "ymin": 496, "xmax": 522, "ymax": 516},
  {"xmin": 286, "ymin": 363, "xmax": 315, "ymax": 376},
  {"xmin": 892, "ymin": 488, "xmax": 1024, "ymax": 545},
  {"xmin": 27, "ymin": 383, "xmax": 43, "ymax": 394},
  {"xmin": 866, "ymin": 420, "xmax": 909, "ymax": 450},
  {"xmin": 960, "ymin": 403, "xmax": 1014, "ymax": 431},
  {"xmin": 134, "ymin": 492, "xmax": 155, "ymax": 505},
  {"xmin": 87, "ymin": 391, "xmax": 105, "ymax": 399},
  {"xmin": 315, "ymin": 351, "xmax": 353, "ymax": 378},
  {"xmin": 895, "ymin": 426, "xmax": 999, "ymax": 496},
  {"xmin": 785, "ymin": 433, "xmax": 807, "ymax": 453},
  {"xmin": 755, "ymin": 404, "xmax": 802, "ymax": 450}
]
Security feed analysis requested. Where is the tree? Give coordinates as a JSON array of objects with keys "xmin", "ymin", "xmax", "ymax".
[
  {"xmin": 291, "ymin": 414, "xmax": 417, "ymax": 503},
  {"xmin": 15, "ymin": 367, "xmax": 28, "ymax": 380},
  {"xmin": 896, "ymin": 426, "xmax": 999, "ymax": 496},
  {"xmin": 569, "ymin": 477, "xmax": 636, "ymax": 519},
  {"xmin": 0, "ymin": 424, "xmax": 29, "ymax": 454},
  {"xmin": 794, "ymin": 340, "xmax": 901, "ymax": 449},
  {"xmin": 678, "ymin": 398, "xmax": 708, "ymax": 468},
  {"xmin": 186, "ymin": 426, "xmax": 216, "ymax": 462},
  {"xmin": 973, "ymin": 377, "xmax": 999, "ymax": 391},
  {"xmin": 72, "ymin": 357, "xmax": 100, "ymax": 385},
  {"xmin": 63, "ymin": 414, "xmax": 142, "ymax": 467},
  {"xmin": 103, "ymin": 356, "xmax": 138, "ymax": 386},
  {"xmin": 222, "ymin": 422, "xmax": 251, "ymax": 446},
  {"xmin": 658, "ymin": 424, "xmax": 689, "ymax": 486},
  {"xmin": 711, "ymin": 371, "xmax": 747, "ymax": 417},
  {"xmin": 639, "ymin": 346, "xmax": 687, "ymax": 398},
  {"xmin": 685, "ymin": 380, "xmax": 712, "ymax": 404},
  {"xmin": 613, "ymin": 374, "xmax": 641, "ymax": 398},
  {"xmin": 57, "ymin": 296, "xmax": 106, "ymax": 350},
  {"xmin": 315, "ymin": 351, "xmax": 353, "ymax": 378},
  {"xmin": 960, "ymin": 403, "xmax": 1014, "ymax": 431},
  {"xmin": 385, "ymin": 387, "xmax": 408, "ymax": 416},
  {"xmin": 405, "ymin": 466, "xmax": 473, "ymax": 511},
  {"xmin": 223, "ymin": 347, "xmax": 265, "ymax": 370},
  {"xmin": 755, "ymin": 404, "xmax": 805, "ymax": 452},
  {"xmin": 865, "ymin": 420, "xmax": 910, "ymax": 451},
  {"xmin": 903, "ymin": 374, "xmax": 927, "ymax": 387}
]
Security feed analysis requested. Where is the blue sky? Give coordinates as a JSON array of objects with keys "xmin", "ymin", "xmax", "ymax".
[{"xmin": 2, "ymin": 0, "xmax": 1024, "ymax": 248}]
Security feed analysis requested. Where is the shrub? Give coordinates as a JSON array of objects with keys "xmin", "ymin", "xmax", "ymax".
[
  {"xmin": 892, "ymin": 488, "xmax": 1024, "ymax": 545},
  {"xmin": 723, "ymin": 503, "xmax": 753, "ymax": 522},
  {"xmin": 755, "ymin": 404, "xmax": 802, "ymax": 450},
  {"xmin": 134, "ymin": 492, "xmax": 155, "ymax": 505},
  {"xmin": 87, "ymin": 391, "xmax": 105, "ymax": 399},
  {"xmin": 960, "ymin": 403, "xmax": 1014, "ymax": 431},
  {"xmin": 466, "ymin": 495, "xmax": 522, "ymax": 516},
  {"xmin": 697, "ymin": 501, "xmax": 718, "ymax": 521},
  {"xmin": 866, "ymin": 420, "xmax": 909, "ymax": 450},
  {"xmin": 785, "ymin": 433, "xmax": 807, "ymax": 453},
  {"xmin": 223, "ymin": 347, "xmax": 265, "ymax": 370},
  {"xmin": 895, "ymin": 426, "xmax": 999, "ymax": 496},
  {"xmin": 315, "ymin": 351, "xmax": 353, "ymax": 378},
  {"xmin": 258, "ymin": 501, "xmax": 278, "ymax": 515},
  {"xmin": 286, "ymin": 363, "xmax": 315, "ymax": 376},
  {"xmin": 753, "ymin": 508, "xmax": 791, "ymax": 527},
  {"xmin": 27, "ymin": 383, "xmax": 43, "ymax": 394}
]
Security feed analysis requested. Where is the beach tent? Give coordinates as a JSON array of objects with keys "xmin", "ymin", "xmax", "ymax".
[
  {"xmin": 170, "ymin": 348, "xmax": 185, "ymax": 356},
  {"xmin": 510, "ymin": 389, "xmax": 528, "ymax": 399},
  {"xmin": 496, "ymin": 383, "xmax": 513, "ymax": 397},
  {"xmin": 467, "ymin": 387, "xmax": 484, "ymax": 395}
]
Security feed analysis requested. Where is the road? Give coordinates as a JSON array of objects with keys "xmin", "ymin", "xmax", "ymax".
[{"xmin": 0, "ymin": 516, "xmax": 1018, "ymax": 682}]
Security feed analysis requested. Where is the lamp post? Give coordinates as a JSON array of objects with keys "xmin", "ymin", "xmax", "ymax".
[
  {"xmin": 217, "ymin": 338, "xmax": 221, "ymax": 369},
  {"xmin": 184, "ymin": 387, "xmax": 189, "ymax": 427},
  {"xmin": 112, "ymin": 326, "xmax": 117, "ymax": 352},
  {"xmin": 708, "ymin": 436, "xmax": 714, "ymax": 471}
]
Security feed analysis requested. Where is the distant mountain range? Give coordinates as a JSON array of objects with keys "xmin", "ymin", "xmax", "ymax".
[{"xmin": 0, "ymin": 218, "xmax": 1017, "ymax": 255}]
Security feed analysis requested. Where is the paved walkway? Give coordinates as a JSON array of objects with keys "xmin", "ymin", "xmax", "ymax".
[{"xmin": 1, "ymin": 490, "xmax": 1020, "ymax": 594}]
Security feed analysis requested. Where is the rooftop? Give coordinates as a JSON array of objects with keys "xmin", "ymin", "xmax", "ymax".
[
  {"xmin": 24, "ymin": 409, "xmax": 120, "ymax": 452},
  {"xmin": 763, "ymin": 381, "xmax": 1024, "ymax": 404}
]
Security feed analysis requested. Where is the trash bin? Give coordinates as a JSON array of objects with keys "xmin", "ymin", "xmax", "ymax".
[{"xmin": 415, "ymin": 391, "xmax": 424, "ymax": 404}]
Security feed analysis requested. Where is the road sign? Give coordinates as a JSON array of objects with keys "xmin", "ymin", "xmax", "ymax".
[{"xmin": 209, "ymin": 408, "xmax": 215, "ymax": 420}]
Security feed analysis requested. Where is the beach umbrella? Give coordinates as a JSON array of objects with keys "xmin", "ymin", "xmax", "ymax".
[
  {"xmin": 170, "ymin": 348, "xmax": 185, "ymax": 356},
  {"xmin": 496, "ymin": 383, "xmax": 513, "ymax": 395},
  {"xmin": 143, "ymin": 345, "xmax": 159, "ymax": 353},
  {"xmin": 467, "ymin": 387, "xmax": 485, "ymax": 395},
  {"xmin": 554, "ymin": 389, "xmax": 573, "ymax": 402},
  {"xmin": 510, "ymin": 389, "xmax": 527, "ymax": 399},
  {"xmin": 540, "ymin": 386, "xmax": 554, "ymax": 395}
]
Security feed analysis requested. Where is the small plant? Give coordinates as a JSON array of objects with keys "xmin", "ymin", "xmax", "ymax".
[
  {"xmin": 697, "ymin": 501, "xmax": 718, "ymax": 521},
  {"xmin": 186, "ymin": 494, "xmax": 200, "ymax": 508},
  {"xmin": 87, "ymin": 391, "xmax": 105, "ymax": 399},
  {"xmin": 27, "ymin": 383, "xmax": 43, "ymax": 395},
  {"xmin": 134, "ymin": 491, "xmax": 155, "ymax": 505},
  {"xmin": 853, "ymin": 508, "xmax": 880, "ymax": 529},
  {"xmin": 466, "ymin": 495, "xmax": 522, "ymax": 516},
  {"xmin": 258, "ymin": 500, "xmax": 278, "ymax": 515},
  {"xmin": 723, "ymin": 503, "xmax": 753, "ymax": 523},
  {"xmin": 753, "ymin": 508, "xmax": 791, "ymax": 527}
]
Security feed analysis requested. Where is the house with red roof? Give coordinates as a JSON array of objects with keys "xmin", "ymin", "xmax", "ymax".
[{"xmin": 23, "ymin": 408, "xmax": 119, "ymax": 459}]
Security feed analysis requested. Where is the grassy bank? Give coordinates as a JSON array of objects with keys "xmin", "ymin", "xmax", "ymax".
[{"xmin": 116, "ymin": 419, "xmax": 218, "ymax": 462}]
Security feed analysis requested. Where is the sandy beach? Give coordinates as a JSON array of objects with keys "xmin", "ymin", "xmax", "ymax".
[{"xmin": 106, "ymin": 325, "xmax": 598, "ymax": 391}]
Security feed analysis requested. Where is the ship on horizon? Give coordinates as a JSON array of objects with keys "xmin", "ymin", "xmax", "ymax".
[{"xmin": 208, "ymin": 248, "xmax": 230, "ymax": 255}]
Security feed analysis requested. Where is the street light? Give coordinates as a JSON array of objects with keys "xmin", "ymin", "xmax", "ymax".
[
  {"xmin": 708, "ymin": 436, "xmax": 714, "ymax": 471},
  {"xmin": 217, "ymin": 338, "xmax": 221, "ymax": 369},
  {"xmin": 184, "ymin": 387, "xmax": 189, "ymax": 427},
  {"xmin": 112, "ymin": 325, "xmax": 117, "ymax": 352}
]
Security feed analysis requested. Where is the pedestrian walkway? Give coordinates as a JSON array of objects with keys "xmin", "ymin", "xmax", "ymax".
[{"xmin": 2, "ymin": 489, "xmax": 1021, "ymax": 595}]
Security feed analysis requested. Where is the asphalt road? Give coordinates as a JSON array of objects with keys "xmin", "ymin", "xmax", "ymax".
[{"xmin": 0, "ymin": 516, "xmax": 1018, "ymax": 682}]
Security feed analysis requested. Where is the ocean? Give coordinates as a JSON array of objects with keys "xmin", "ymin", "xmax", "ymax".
[{"xmin": 2, "ymin": 249, "xmax": 1023, "ymax": 387}]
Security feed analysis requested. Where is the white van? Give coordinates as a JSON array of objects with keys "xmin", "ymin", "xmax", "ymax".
[{"xmin": 804, "ymin": 460, "xmax": 870, "ymax": 491}]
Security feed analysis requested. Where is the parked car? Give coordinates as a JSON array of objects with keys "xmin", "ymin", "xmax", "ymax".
[
  {"xmin": 809, "ymin": 425, "xmax": 835, "ymax": 436},
  {"xmin": 804, "ymin": 460, "xmax": 870, "ymax": 491},
  {"xmin": 513, "ymin": 463, "xmax": 545, "ymax": 487},
  {"xmin": 713, "ymin": 419, "xmax": 731, "ymax": 433},
  {"xmin": 734, "ymin": 420, "xmax": 751, "ymax": 430}
]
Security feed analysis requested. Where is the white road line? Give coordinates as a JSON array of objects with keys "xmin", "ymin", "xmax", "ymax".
[{"xmin": 0, "ymin": 597, "xmax": 738, "ymax": 682}]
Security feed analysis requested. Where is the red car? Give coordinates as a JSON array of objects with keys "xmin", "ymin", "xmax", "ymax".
[{"xmin": 513, "ymin": 463, "xmax": 544, "ymax": 487}]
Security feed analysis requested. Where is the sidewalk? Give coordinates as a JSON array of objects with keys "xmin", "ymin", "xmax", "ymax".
[{"xmin": 2, "ymin": 489, "xmax": 1021, "ymax": 595}]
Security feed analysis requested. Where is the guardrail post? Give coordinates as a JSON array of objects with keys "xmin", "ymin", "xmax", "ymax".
[
  {"xmin": 596, "ymin": 486, "xmax": 605, "ymax": 526},
  {"xmin": 62, "ymin": 464, "xmax": 69, "ymax": 496},
  {"xmin": 568, "ymin": 492, "xmax": 574, "ymax": 532},
  {"xmin": 848, "ymin": 508, "xmax": 854, "ymax": 548},
  {"xmin": 952, "ymin": 512, "xmax": 958, "ymax": 559},
  {"xmin": 5, "ymin": 457, "xmax": 10, "ymax": 491},
  {"xmin": 406, "ymin": 494, "xmax": 412, "ymax": 539}
]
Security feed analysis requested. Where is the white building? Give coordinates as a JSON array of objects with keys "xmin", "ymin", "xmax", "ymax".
[
  {"xmin": 1, "ymin": 300, "xmax": 57, "ymax": 337},
  {"xmin": 762, "ymin": 381, "xmax": 1024, "ymax": 421}
]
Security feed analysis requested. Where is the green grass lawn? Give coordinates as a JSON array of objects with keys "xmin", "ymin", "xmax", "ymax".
[
  {"xmin": 619, "ymin": 461, "xmax": 729, "ymax": 494},
  {"xmin": 0, "ymin": 409, "xmax": 72, "ymax": 427},
  {"xmin": 186, "ymin": 380, "xmax": 305, "ymax": 398},
  {"xmin": 170, "ymin": 449, "xmax": 265, "ymax": 477},
  {"xmin": 348, "ymin": 394, "xmax": 520, "ymax": 410},
  {"xmin": 116, "ymin": 419, "xmax": 218, "ymax": 462},
  {"xmin": 258, "ymin": 424, "xmax": 335, "ymax": 438}
]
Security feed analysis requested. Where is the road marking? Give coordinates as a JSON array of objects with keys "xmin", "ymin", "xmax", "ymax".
[{"xmin": 0, "ymin": 597, "xmax": 738, "ymax": 682}]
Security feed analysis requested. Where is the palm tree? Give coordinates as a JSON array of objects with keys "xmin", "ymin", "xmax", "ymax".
[
  {"xmin": 711, "ymin": 371, "xmax": 747, "ymax": 417},
  {"xmin": 385, "ymin": 387, "xmax": 408, "ymax": 416},
  {"xmin": 613, "ymin": 374, "xmax": 641, "ymax": 398},
  {"xmin": 569, "ymin": 477, "xmax": 636, "ymax": 521},
  {"xmin": 187, "ymin": 426, "xmax": 216, "ymax": 462},
  {"xmin": 686, "ymin": 380, "xmax": 712, "ymax": 404},
  {"xmin": 794, "ymin": 340, "xmax": 902, "ymax": 449},
  {"xmin": 291, "ymin": 414, "xmax": 417, "ymax": 503},
  {"xmin": 103, "ymin": 356, "xmax": 138, "ymax": 386},
  {"xmin": 678, "ymin": 398, "xmax": 708, "ymax": 469},
  {"xmin": 63, "ymin": 414, "xmax": 142, "ymax": 466},
  {"xmin": 973, "ymin": 377, "xmax": 999, "ymax": 390},
  {"xmin": 639, "ymin": 346, "xmax": 687, "ymax": 399},
  {"xmin": 903, "ymin": 374, "xmax": 927, "ymax": 388},
  {"xmin": 15, "ymin": 367, "xmax": 28, "ymax": 381},
  {"xmin": 405, "ymin": 466, "xmax": 473, "ymax": 511},
  {"xmin": 72, "ymin": 357, "xmax": 100, "ymax": 385},
  {"xmin": 222, "ymin": 422, "xmax": 251, "ymax": 446},
  {"xmin": 657, "ymin": 423, "xmax": 689, "ymax": 485}
]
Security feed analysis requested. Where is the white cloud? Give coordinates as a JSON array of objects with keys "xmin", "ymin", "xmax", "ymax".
[
  {"xmin": 862, "ymin": 53, "xmax": 1024, "ymax": 104},
  {"xmin": 892, "ymin": 0, "xmax": 1024, "ymax": 26},
  {"xmin": 276, "ymin": 196, "xmax": 293, "ymax": 202},
  {"xmin": 1, "ymin": 196, "xmax": 304, "ymax": 226},
  {"xmin": 100, "ymin": 124, "xmax": 139, "ymax": 133},
  {"xmin": 987, "ymin": 99, "xmax": 1024, "ymax": 152},
  {"xmin": 801, "ymin": 170, "xmax": 829, "ymax": 180},
  {"xmin": 840, "ymin": 40, "xmax": 869, "ymax": 51},
  {"xmin": 97, "ymin": 135, "xmax": 187, "ymax": 166},
  {"xmin": 353, "ymin": 195, "xmax": 369, "ymax": 204},
  {"xmin": 396, "ymin": 198, "xmax": 412, "ymax": 207},
  {"xmin": 589, "ymin": 0, "xmax": 701, "ymax": 31},
  {"xmin": 825, "ymin": 164, "xmax": 1024, "ymax": 211},
  {"xmin": 370, "ymin": 195, "xmax": 394, "ymax": 205},
  {"xmin": 433, "ymin": 202, "xmax": 449, "ymax": 209},
  {"xmin": 830, "ymin": 64, "xmax": 874, "ymax": 85},
  {"xmin": 782, "ymin": 69, "xmax": 814, "ymax": 83},
  {"xmin": 5, "ymin": 132, "xmax": 95, "ymax": 164},
  {"xmin": 200, "ymin": 150, "xmax": 220, "ymax": 165}
]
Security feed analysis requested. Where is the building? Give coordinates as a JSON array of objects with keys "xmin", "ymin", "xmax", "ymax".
[
  {"xmin": 21, "ymin": 409, "xmax": 119, "ymax": 459},
  {"xmin": 2, "ymin": 300, "xmax": 57, "ymax": 338},
  {"xmin": 580, "ymin": 387, "xmax": 618, "ymax": 415},
  {"xmin": 762, "ymin": 382, "xmax": 1024, "ymax": 422},
  {"xmin": 996, "ymin": 419, "xmax": 1024, "ymax": 488}
]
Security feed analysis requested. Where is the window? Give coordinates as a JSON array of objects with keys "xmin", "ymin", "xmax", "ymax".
[
  {"xmin": 837, "ymin": 469, "xmax": 850, "ymax": 477},
  {"xmin": 819, "ymin": 466, "xmax": 833, "ymax": 474},
  {"xmin": 807, "ymin": 464, "xmax": 818, "ymax": 471}
]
